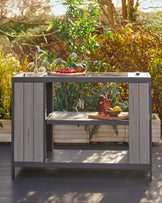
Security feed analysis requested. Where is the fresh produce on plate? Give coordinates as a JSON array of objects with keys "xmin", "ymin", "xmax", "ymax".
[
  {"xmin": 56, "ymin": 67, "xmax": 76, "ymax": 73},
  {"xmin": 107, "ymin": 106, "xmax": 122, "ymax": 117},
  {"xmin": 112, "ymin": 106, "xmax": 121, "ymax": 111}
]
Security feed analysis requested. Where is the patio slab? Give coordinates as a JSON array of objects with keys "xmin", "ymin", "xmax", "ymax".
[{"xmin": 0, "ymin": 142, "xmax": 162, "ymax": 203}]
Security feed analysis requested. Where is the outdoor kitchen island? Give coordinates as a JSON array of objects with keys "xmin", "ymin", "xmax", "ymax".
[{"xmin": 11, "ymin": 72, "xmax": 152, "ymax": 180}]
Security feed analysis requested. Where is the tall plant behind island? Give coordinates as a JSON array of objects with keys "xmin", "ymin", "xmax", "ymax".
[
  {"xmin": 46, "ymin": 0, "xmax": 101, "ymax": 112},
  {"xmin": 47, "ymin": 0, "xmax": 100, "ymax": 63},
  {"xmin": 45, "ymin": 0, "xmax": 129, "ymax": 139}
]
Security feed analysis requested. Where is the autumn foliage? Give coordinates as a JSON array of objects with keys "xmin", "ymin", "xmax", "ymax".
[{"xmin": 90, "ymin": 24, "xmax": 161, "ymax": 117}]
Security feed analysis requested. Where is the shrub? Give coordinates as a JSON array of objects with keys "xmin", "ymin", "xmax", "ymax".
[
  {"xmin": 0, "ymin": 48, "xmax": 21, "ymax": 118},
  {"xmin": 138, "ymin": 11, "xmax": 162, "ymax": 34},
  {"xmin": 90, "ymin": 24, "xmax": 161, "ymax": 118}
]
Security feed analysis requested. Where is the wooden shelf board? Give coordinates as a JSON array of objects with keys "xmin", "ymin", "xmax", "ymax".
[
  {"xmin": 47, "ymin": 149, "xmax": 129, "ymax": 164},
  {"xmin": 46, "ymin": 112, "xmax": 129, "ymax": 125}
]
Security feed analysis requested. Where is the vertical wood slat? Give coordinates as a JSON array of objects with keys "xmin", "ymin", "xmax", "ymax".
[
  {"xmin": 14, "ymin": 83, "xmax": 24, "ymax": 161},
  {"xmin": 139, "ymin": 83, "xmax": 150, "ymax": 163},
  {"xmin": 34, "ymin": 83, "xmax": 44, "ymax": 162},
  {"xmin": 23, "ymin": 83, "xmax": 34, "ymax": 161},
  {"xmin": 129, "ymin": 83, "xmax": 140, "ymax": 163}
]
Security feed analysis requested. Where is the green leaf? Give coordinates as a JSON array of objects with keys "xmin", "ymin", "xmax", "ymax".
[
  {"xmin": 28, "ymin": 62, "xmax": 34, "ymax": 69},
  {"xmin": 47, "ymin": 23, "xmax": 54, "ymax": 32}
]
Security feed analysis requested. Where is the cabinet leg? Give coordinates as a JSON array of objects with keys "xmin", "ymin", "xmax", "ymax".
[
  {"xmin": 11, "ymin": 166, "xmax": 15, "ymax": 179},
  {"xmin": 46, "ymin": 82, "xmax": 53, "ymax": 152},
  {"xmin": 149, "ymin": 169, "xmax": 152, "ymax": 181},
  {"xmin": 46, "ymin": 124, "xmax": 53, "ymax": 152}
]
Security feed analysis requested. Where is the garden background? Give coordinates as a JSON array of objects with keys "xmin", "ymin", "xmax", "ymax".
[{"xmin": 0, "ymin": 0, "xmax": 161, "ymax": 126}]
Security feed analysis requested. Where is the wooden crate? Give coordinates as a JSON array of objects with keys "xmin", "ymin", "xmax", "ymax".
[
  {"xmin": 53, "ymin": 125, "xmax": 89, "ymax": 144},
  {"xmin": 90, "ymin": 125, "xmax": 129, "ymax": 143},
  {"xmin": 152, "ymin": 114, "xmax": 161, "ymax": 143},
  {"xmin": 53, "ymin": 113, "xmax": 161, "ymax": 144},
  {"xmin": 0, "ymin": 114, "xmax": 161, "ymax": 143}
]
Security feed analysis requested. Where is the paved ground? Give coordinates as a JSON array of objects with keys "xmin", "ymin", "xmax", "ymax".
[{"xmin": 0, "ymin": 142, "xmax": 162, "ymax": 203}]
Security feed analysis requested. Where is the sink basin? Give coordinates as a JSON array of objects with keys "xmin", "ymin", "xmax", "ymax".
[{"xmin": 16, "ymin": 72, "xmax": 47, "ymax": 77}]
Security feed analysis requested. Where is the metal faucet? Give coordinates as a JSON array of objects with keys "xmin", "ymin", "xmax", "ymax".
[{"xmin": 35, "ymin": 45, "xmax": 41, "ymax": 73}]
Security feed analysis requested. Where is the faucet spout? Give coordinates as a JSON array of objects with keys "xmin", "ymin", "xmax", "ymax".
[{"xmin": 35, "ymin": 46, "xmax": 41, "ymax": 74}]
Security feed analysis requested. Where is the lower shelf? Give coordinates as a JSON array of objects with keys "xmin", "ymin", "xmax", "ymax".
[
  {"xmin": 14, "ymin": 150, "xmax": 151, "ymax": 170},
  {"xmin": 47, "ymin": 149, "xmax": 129, "ymax": 164}
]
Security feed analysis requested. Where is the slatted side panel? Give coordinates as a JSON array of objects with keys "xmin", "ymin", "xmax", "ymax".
[
  {"xmin": 139, "ymin": 83, "xmax": 150, "ymax": 163},
  {"xmin": 14, "ymin": 83, "xmax": 24, "ymax": 161},
  {"xmin": 23, "ymin": 83, "xmax": 34, "ymax": 161},
  {"xmin": 33, "ymin": 83, "xmax": 44, "ymax": 162},
  {"xmin": 129, "ymin": 83, "xmax": 140, "ymax": 163}
]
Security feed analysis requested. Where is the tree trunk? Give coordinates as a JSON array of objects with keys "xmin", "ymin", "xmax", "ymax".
[
  {"xmin": 121, "ymin": 0, "xmax": 127, "ymax": 25},
  {"xmin": 98, "ymin": 0, "xmax": 116, "ymax": 27},
  {"xmin": 128, "ymin": 0, "xmax": 134, "ymax": 21},
  {"xmin": 106, "ymin": 0, "xmax": 114, "ymax": 25}
]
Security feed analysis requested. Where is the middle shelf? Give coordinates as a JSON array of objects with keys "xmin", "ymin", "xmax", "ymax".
[{"xmin": 46, "ymin": 111, "xmax": 129, "ymax": 125}]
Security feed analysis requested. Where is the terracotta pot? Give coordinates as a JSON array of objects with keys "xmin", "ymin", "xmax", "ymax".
[{"xmin": 97, "ymin": 97, "xmax": 111, "ymax": 115}]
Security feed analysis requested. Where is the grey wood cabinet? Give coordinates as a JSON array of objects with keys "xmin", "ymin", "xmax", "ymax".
[
  {"xmin": 12, "ymin": 72, "xmax": 152, "ymax": 180},
  {"xmin": 129, "ymin": 83, "xmax": 150, "ymax": 164},
  {"xmin": 13, "ymin": 83, "xmax": 44, "ymax": 162}
]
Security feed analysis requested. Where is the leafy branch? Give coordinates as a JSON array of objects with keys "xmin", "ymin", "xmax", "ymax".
[{"xmin": 0, "ymin": 16, "xmax": 49, "ymax": 28}]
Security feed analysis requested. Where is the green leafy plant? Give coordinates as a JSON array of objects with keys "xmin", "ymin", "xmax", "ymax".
[
  {"xmin": 0, "ymin": 48, "xmax": 21, "ymax": 118},
  {"xmin": 0, "ymin": 107, "xmax": 5, "ymax": 119},
  {"xmin": 85, "ymin": 124, "xmax": 100, "ymax": 140},
  {"xmin": 47, "ymin": 0, "xmax": 100, "ymax": 64},
  {"xmin": 0, "ymin": 107, "xmax": 4, "ymax": 127},
  {"xmin": 80, "ymin": 83, "xmax": 128, "ymax": 139},
  {"xmin": 53, "ymin": 82, "xmax": 83, "ymax": 112}
]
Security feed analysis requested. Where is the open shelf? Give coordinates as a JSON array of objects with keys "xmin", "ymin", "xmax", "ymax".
[
  {"xmin": 47, "ymin": 149, "xmax": 129, "ymax": 164},
  {"xmin": 46, "ymin": 111, "xmax": 129, "ymax": 125},
  {"xmin": 14, "ymin": 148, "xmax": 150, "ymax": 170}
]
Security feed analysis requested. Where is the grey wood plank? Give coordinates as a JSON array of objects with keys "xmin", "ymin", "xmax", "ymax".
[
  {"xmin": 14, "ymin": 83, "xmax": 24, "ymax": 161},
  {"xmin": 23, "ymin": 83, "xmax": 34, "ymax": 161},
  {"xmin": 46, "ymin": 112, "xmax": 129, "ymax": 125},
  {"xmin": 139, "ymin": 83, "xmax": 150, "ymax": 163},
  {"xmin": 129, "ymin": 83, "xmax": 140, "ymax": 163},
  {"xmin": 47, "ymin": 149, "xmax": 129, "ymax": 164},
  {"xmin": 47, "ymin": 112, "xmax": 128, "ymax": 120},
  {"xmin": 33, "ymin": 83, "xmax": 44, "ymax": 162}
]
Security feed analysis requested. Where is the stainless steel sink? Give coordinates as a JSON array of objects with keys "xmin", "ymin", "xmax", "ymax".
[{"xmin": 16, "ymin": 72, "xmax": 47, "ymax": 77}]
